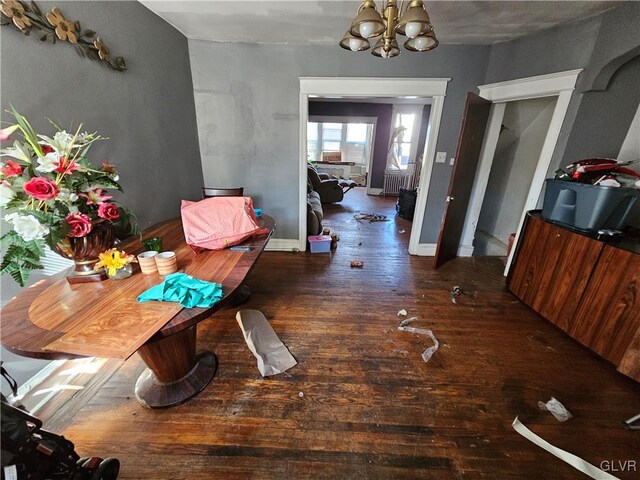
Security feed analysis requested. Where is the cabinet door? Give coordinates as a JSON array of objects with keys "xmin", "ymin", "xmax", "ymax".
[
  {"xmin": 570, "ymin": 246, "xmax": 640, "ymax": 365},
  {"xmin": 508, "ymin": 215, "xmax": 603, "ymax": 331}
]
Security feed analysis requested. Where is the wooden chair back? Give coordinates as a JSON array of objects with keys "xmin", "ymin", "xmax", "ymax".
[{"xmin": 202, "ymin": 187, "xmax": 244, "ymax": 198}]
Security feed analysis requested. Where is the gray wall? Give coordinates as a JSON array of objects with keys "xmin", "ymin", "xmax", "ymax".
[
  {"xmin": 1, "ymin": 1, "xmax": 202, "ymax": 382},
  {"xmin": 1, "ymin": 1, "xmax": 203, "ymax": 232},
  {"xmin": 486, "ymin": 2, "xmax": 640, "ymax": 187},
  {"xmin": 190, "ymin": 42, "xmax": 491, "ymax": 241}
]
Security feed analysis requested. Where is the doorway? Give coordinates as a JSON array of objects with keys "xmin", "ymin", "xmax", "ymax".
[
  {"xmin": 455, "ymin": 69, "xmax": 582, "ymax": 274},
  {"xmin": 473, "ymin": 97, "xmax": 557, "ymax": 256},
  {"xmin": 299, "ymin": 77, "xmax": 450, "ymax": 254}
]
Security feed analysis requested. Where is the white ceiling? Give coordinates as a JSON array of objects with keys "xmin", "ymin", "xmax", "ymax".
[{"xmin": 140, "ymin": 1, "xmax": 619, "ymax": 45}]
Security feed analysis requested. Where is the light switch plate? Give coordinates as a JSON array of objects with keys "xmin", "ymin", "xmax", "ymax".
[
  {"xmin": 450, "ymin": 157, "xmax": 455, "ymax": 166},
  {"xmin": 435, "ymin": 152, "xmax": 446, "ymax": 163}
]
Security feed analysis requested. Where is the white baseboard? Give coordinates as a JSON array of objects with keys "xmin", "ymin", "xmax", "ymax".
[
  {"xmin": 457, "ymin": 244, "xmax": 474, "ymax": 257},
  {"xmin": 367, "ymin": 188, "xmax": 383, "ymax": 196},
  {"xmin": 265, "ymin": 238, "xmax": 304, "ymax": 252},
  {"xmin": 410, "ymin": 243, "xmax": 437, "ymax": 256}
]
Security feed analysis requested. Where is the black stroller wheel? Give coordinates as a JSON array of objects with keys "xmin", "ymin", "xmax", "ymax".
[{"xmin": 90, "ymin": 458, "xmax": 120, "ymax": 480}]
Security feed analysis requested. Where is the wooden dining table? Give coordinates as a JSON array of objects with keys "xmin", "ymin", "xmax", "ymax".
[{"xmin": 0, "ymin": 215, "xmax": 275, "ymax": 408}]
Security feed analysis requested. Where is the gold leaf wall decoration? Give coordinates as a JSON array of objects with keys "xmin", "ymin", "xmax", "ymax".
[{"xmin": 0, "ymin": 0, "xmax": 126, "ymax": 71}]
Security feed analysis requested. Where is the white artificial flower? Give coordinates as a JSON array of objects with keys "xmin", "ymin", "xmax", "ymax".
[
  {"xmin": 113, "ymin": 175, "xmax": 119, "ymax": 182},
  {"xmin": 0, "ymin": 140, "xmax": 32, "ymax": 162},
  {"xmin": 38, "ymin": 131, "xmax": 73, "ymax": 152},
  {"xmin": 57, "ymin": 188, "xmax": 79, "ymax": 203},
  {"xmin": 36, "ymin": 151, "xmax": 60, "ymax": 173},
  {"xmin": 4, "ymin": 213, "xmax": 49, "ymax": 241},
  {"xmin": 0, "ymin": 184, "xmax": 16, "ymax": 206}
]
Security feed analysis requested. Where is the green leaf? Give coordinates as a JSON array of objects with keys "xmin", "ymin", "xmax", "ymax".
[{"xmin": 10, "ymin": 268, "xmax": 28, "ymax": 287}]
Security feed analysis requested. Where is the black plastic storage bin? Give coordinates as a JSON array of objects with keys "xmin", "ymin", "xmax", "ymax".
[
  {"xmin": 541, "ymin": 179, "xmax": 640, "ymax": 231},
  {"xmin": 396, "ymin": 188, "xmax": 417, "ymax": 221}
]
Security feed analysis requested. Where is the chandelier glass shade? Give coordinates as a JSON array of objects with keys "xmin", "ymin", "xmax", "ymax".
[{"xmin": 340, "ymin": 0, "xmax": 439, "ymax": 58}]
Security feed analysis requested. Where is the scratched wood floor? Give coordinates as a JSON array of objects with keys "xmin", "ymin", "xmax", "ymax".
[{"xmin": 55, "ymin": 188, "xmax": 639, "ymax": 479}]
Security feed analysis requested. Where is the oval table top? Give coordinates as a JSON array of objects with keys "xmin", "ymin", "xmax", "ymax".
[{"xmin": 0, "ymin": 215, "xmax": 275, "ymax": 360}]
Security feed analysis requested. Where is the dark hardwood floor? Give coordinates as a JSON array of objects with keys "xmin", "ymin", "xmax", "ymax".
[{"xmin": 50, "ymin": 188, "xmax": 638, "ymax": 479}]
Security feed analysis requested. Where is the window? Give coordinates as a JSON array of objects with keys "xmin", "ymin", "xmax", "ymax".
[
  {"xmin": 388, "ymin": 105, "xmax": 423, "ymax": 170},
  {"xmin": 307, "ymin": 119, "xmax": 375, "ymax": 165}
]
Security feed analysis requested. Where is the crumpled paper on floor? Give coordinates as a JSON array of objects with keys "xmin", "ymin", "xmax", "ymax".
[
  {"xmin": 236, "ymin": 310, "xmax": 297, "ymax": 377},
  {"xmin": 538, "ymin": 397, "xmax": 573, "ymax": 422},
  {"xmin": 398, "ymin": 326, "xmax": 440, "ymax": 363}
]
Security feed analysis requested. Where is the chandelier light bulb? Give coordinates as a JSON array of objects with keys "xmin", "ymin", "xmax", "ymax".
[
  {"xmin": 359, "ymin": 21, "xmax": 378, "ymax": 38},
  {"xmin": 349, "ymin": 37, "xmax": 367, "ymax": 51},
  {"xmin": 404, "ymin": 21, "xmax": 423, "ymax": 38},
  {"xmin": 411, "ymin": 36, "xmax": 430, "ymax": 50}
]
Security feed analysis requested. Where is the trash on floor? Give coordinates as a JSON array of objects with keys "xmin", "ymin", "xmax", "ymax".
[
  {"xmin": 354, "ymin": 213, "xmax": 388, "ymax": 223},
  {"xmin": 393, "ymin": 349, "xmax": 409, "ymax": 356},
  {"xmin": 298, "ymin": 392, "xmax": 304, "ymax": 398},
  {"xmin": 538, "ymin": 397, "xmax": 573, "ymax": 422},
  {"xmin": 623, "ymin": 413, "xmax": 640, "ymax": 430},
  {"xmin": 350, "ymin": 259, "xmax": 363, "ymax": 268},
  {"xmin": 450, "ymin": 285, "xmax": 464, "ymax": 304},
  {"xmin": 331, "ymin": 233, "xmax": 339, "ymax": 250},
  {"xmin": 397, "ymin": 309, "xmax": 407, "ymax": 316},
  {"xmin": 398, "ymin": 316, "xmax": 418, "ymax": 327},
  {"xmin": 512, "ymin": 417, "xmax": 618, "ymax": 479},
  {"xmin": 236, "ymin": 310, "xmax": 297, "ymax": 377},
  {"xmin": 398, "ymin": 229, "xmax": 406, "ymax": 234},
  {"xmin": 398, "ymin": 326, "xmax": 440, "ymax": 363}
]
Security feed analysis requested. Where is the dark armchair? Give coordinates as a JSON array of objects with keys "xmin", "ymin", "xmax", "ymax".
[{"xmin": 307, "ymin": 166, "xmax": 346, "ymax": 203}]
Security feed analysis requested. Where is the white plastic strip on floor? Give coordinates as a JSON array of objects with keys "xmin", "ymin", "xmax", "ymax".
[{"xmin": 512, "ymin": 417, "xmax": 620, "ymax": 480}]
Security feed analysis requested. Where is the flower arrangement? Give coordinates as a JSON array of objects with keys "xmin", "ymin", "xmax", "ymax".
[
  {"xmin": 1, "ymin": 107, "xmax": 137, "ymax": 286},
  {"xmin": 94, "ymin": 248, "xmax": 136, "ymax": 278}
]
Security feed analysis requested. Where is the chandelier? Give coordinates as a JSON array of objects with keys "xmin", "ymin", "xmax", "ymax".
[{"xmin": 339, "ymin": 0, "xmax": 439, "ymax": 58}]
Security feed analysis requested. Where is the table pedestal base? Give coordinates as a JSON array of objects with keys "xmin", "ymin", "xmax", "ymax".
[{"xmin": 134, "ymin": 326, "xmax": 217, "ymax": 408}]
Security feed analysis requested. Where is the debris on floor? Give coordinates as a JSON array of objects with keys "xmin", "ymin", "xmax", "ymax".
[
  {"xmin": 331, "ymin": 233, "xmax": 339, "ymax": 250},
  {"xmin": 398, "ymin": 316, "xmax": 418, "ymax": 327},
  {"xmin": 354, "ymin": 213, "xmax": 388, "ymax": 223},
  {"xmin": 298, "ymin": 392, "xmax": 304, "ymax": 398},
  {"xmin": 397, "ymin": 309, "xmax": 407, "ymax": 316},
  {"xmin": 450, "ymin": 285, "xmax": 464, "ymax": 304},
  {"xmin": 398, "ymin": 229, "xmax": 406, "ymax": 234},
  {"xmin": 398, "ymin": 326, "xmax": 440, "ymax": 363},
  {"xmin": 350, "ymin": 259, "xmax": 363, "ymax": 268},
  {"xmin": 392, "ymin": 349, "xmax": 409, "ymax": 356},
  {"xmin": 236, "ymin": 310, "xmax": 297, "ymax": 377},
  {"xmin": 623, "ymin": 413, "xmax": 640, "ymax": 430},
  {"xmin": 512, "ymin": 417, "xmax": 617, "ymax": 479},
  {"xmin": 538, "ymin": 397, "xmax": 573, "ymax": 422}
]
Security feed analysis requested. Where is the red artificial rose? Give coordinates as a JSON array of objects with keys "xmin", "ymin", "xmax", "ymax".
[
  {"xmin": 23, "ymin": 177, "xmax": 59, "ymax": 200},
  {"xmin": 66, "ymin": 212, "xmax": 93, "ymax": 237},
  {"xmin": 97, "ymin": 203, "xmax": 119, "ymax": 220},
  {"xmin": 1, "ymin": 160, "xmax": 22, "ymax": 178},
  {"xmin": 41, "ymin": 145, "xmax": 54, "ymax": 154}
]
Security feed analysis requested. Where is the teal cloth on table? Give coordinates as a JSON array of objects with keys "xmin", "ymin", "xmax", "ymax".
[{"xmin": 137, "ymin": 272, "xmax": 223, "ymax": 308}]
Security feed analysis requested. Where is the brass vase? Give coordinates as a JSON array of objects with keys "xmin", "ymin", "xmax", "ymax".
[{"xmin": 54, "ymin": 221, "xmax": 116, "ymax": 282}]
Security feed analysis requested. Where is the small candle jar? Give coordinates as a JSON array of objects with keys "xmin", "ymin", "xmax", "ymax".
[{"xmin": 106, "ymin": 263, "xmax": 133, "ymax": 280}]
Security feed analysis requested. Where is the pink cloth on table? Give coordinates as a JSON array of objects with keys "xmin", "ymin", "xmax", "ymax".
[{"xmin": 181, "ymin": 197, "xmax": 268, "ymax": 252}]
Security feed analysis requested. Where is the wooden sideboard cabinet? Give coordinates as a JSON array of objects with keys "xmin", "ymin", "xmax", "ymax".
[{"xmin": 507, "ymin": 211, "xmax": 640, "ymax": 382}]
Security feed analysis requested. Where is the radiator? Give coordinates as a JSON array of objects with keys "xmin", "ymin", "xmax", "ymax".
[{"xmin": 383, "ymin": 170, "xmax": 412, "ymax": 196}]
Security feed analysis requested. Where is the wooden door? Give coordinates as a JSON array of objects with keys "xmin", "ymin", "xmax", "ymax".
[{"xmin": 434, "ymin": 93, "xmax": 492, "ymax": 268}]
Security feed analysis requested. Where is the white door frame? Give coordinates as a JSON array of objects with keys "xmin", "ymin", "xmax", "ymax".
[
  {"xmin": 299, "ymin": 77, "xmax": 450, "ymax": 253},
  {"xmin": 457, "ymin": 69, "xmax": 582, "ymax": 274}
]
